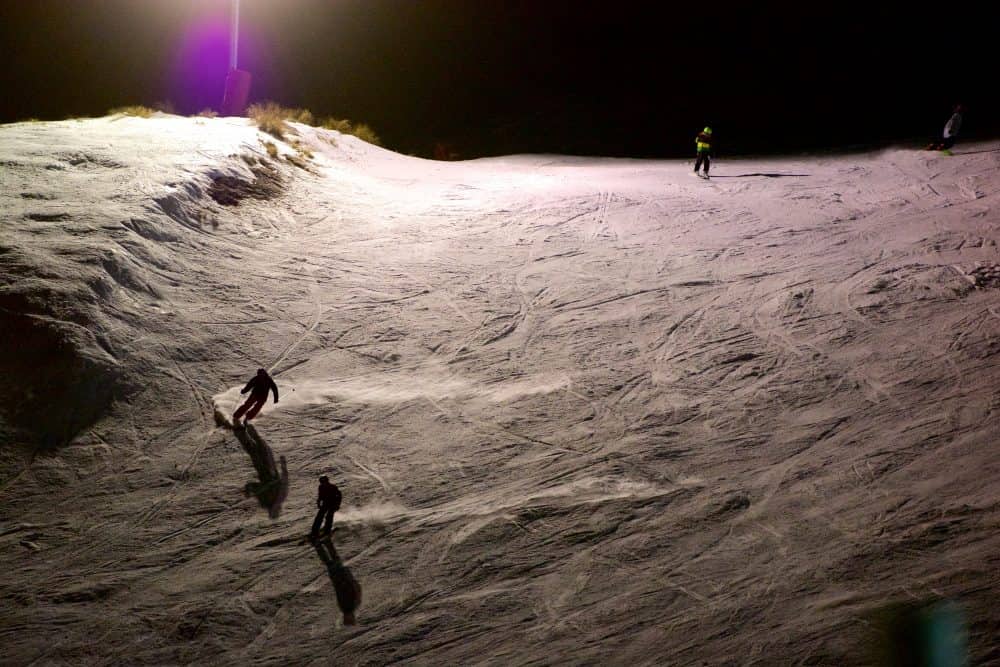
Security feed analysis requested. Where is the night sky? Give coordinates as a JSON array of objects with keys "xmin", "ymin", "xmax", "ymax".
[{"xmin": 2, "ymin": 1, "xmax": 997, "ymax": 158}]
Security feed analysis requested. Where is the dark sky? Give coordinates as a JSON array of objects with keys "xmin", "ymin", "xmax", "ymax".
[{"xmin": 1, "ymin": 1, "xmax": 997, "ymax": 158}]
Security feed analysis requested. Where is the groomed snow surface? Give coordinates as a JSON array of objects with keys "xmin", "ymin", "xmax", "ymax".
[{"xmin": 1, "ymin": 115, "xmax": 999, "ymax": 665}]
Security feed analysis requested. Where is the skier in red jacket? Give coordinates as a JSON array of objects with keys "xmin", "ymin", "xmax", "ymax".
[{"xmin": 232, "ymin": 368, "xmax": 278, "ymax": 427}]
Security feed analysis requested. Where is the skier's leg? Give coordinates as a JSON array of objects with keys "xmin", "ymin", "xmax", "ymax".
[
  {"xmin": 310, "ymin": 507, "xmax": 325, "ymax": 537},
  {"xmin": 233, "ymin": 398, "xmax": 252, "ymax": 422},
  {"xmin": 704, "ymin": 154, "xmax": 711, "ymax": 175},
  {"xmin": 694, "ymin": 154, "xmax": 704, "ymax": 172},
  {"xmin": 244, "ymin": 396, "xmax": 266, "ymax": 421},
  {"xmin": 323, "ymin": 509, "xmax": 335, "ymax": 533}
]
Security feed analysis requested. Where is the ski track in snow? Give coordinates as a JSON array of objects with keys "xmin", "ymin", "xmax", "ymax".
[{"xmin": 2, "ymin": 117, "xmax": 1000, "ymax": 665}]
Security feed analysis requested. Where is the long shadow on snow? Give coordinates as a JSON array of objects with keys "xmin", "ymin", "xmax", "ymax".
[
  {"xmin": 710, "ymin": 173, "xmax": 811, "ymax": 178},
  {"xmin": 234, "ymin": 424, "xmax": 288, "ymax": 518},
  {"xmin": 312, "ymin": 535, "xmax": 362, "ymax": 626},
  {"xmin": 951, "ymin": 148, "xmax": 1000, "ymax": 155}
]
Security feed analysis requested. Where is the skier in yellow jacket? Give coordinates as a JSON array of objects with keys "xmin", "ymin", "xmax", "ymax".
[{"xmin": 694, "ymin": 127, "xmax": 713, "ymax": 178}]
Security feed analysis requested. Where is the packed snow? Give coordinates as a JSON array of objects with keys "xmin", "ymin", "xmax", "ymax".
[{"xmin": 1, "ymin": 114, "xmax": 999, "ymax": 664}]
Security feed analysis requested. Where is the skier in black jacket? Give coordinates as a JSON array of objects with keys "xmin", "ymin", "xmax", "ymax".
[
  {"xmin": 232, "ymin": 368, "xmax": 279, "ymax": 427},
  {"xmin": 310, "ymin": 476, "xmax": 342, "ymax": 539}
]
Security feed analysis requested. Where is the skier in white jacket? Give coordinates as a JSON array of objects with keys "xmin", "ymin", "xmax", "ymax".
[{"xmin": 927, "ymin": 104, "xmax": 965, "ymax": 151}]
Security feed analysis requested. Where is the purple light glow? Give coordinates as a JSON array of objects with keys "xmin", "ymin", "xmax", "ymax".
[{"xmin": 169, "ymin": 10, "xmax": 262, "ymax": 114}]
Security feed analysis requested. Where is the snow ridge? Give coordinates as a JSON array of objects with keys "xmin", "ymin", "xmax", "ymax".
[
  {"xmin": 0, "ymin": 116, "xmax": 293, "ymax": 445},
  {"xmin": 2, "ymin": 117, "xmax": 1000, "ymax": 664}
]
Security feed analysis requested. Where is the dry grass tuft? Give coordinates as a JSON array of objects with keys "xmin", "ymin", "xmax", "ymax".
[
  {"xmin": 320, "ymin": 117, "xmax": 353, "ymax": 133},
  {"xmin": 108, "ymin": 106, "xmax": 155, "ymax": 118},
  {"xmin": 284, "ymin": 153, "xmax": 310, "ymax": 170},
  {"xmin": 262, "ymin": 141, "xmax": 279, "ymax": 159},
  {"xmin": 350, "ymin": 123, "xmax": 381, "ymax": 146},
  {"xmin": 290, "ymin": 140, "xmax": 314, "ymax": 160},
  {"xmin": 246, "ymin": 103, "xmax": 382, "ymax": 148},
  {"xmin": 320, "ymin": 116, "xmax": 381, "ymax": 146},
  {"xmin": 197, "ymin": 108, "xmax": 219, "ymax": 118},
  {"xmin": 248, "ymin": 102, "xmax": 294, "ymax": 139},
  {"xmin": 286, "ymin": 108, "xmax": 314, "ymax": 125},
  {"xmin": 247, "ymin": 102, "xmax": 319, "ymax": 140}
]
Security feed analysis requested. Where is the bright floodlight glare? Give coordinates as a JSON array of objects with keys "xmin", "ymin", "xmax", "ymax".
[
  {"xmin": 221, "ymin": 0, "xmax": 251, "ymax": 116},
  {"xmin": 230, "ymin": 0, "xmax": 240, "ymax": 70}
]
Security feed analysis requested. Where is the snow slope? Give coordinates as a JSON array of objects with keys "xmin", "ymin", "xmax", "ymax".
[{"xmin": 2, "ymin": 115, "xmax": 999, "ymax": 665}]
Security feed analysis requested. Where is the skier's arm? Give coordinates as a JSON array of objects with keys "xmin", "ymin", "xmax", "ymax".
[
  {"xmin": 270, "ymin": 379, "xmax": 279, "ymax": 403},
  {"xmin": 240, "ymin": 378, "xmax": 255, "ymax": 394}
]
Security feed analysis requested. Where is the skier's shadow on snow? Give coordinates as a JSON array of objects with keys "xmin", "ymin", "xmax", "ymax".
[
  {"xmin": 710, "ymin": 173, "xmax": 810, "ymax": 178},
  {"xmin": 951, "ymin": 148, "xmax": 1000, "ymax": 155},
  {"xmin": 233, "ymin": 424, "xmax": 288, "ymax": 518},
  {"xmin": 312, "ymin": 535, "xmax": 362, "ymax": 626}
]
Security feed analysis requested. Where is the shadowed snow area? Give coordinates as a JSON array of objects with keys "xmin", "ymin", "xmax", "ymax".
[{"xmin": 2, "ymin": 115, "xmax": 999, "ymax": 664}]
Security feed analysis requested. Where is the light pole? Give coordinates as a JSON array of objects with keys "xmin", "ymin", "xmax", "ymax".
[
  {"xmin": 230, "ymin": 0, "xmax": 240, "ymax": 70},
  {"xmin": 221, "ymin": 0, "xmax": 252, "ymax": 116}
]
